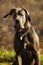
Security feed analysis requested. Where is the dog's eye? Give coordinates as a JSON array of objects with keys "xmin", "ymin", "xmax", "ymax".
[
  {"xmin": 13, "ymin": 14, "xmax": 17, "ymax": 19},
  {"xmin": 18, "ymin": 12, "xmax": 23, "ymax": 16}
]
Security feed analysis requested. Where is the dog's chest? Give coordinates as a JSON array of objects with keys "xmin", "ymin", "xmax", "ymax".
[{"xmin": 14, "ymin": 32, "xmax": 24, "ymax": 54}]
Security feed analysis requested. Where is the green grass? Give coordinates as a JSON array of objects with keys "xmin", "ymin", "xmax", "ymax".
[
  {"xmin": 40, "ymin": 54, "xmax": 43, "ymax": 65},
  {"xmin": 0, "ymin": 46, "xmax": 16, "ymax": 61},
  {"xmin": 0, "ymin": 62, "xmax": 12, "ymax": 65}
]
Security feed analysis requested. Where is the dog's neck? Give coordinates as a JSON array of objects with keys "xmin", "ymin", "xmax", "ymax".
[{"xmin": 24, "ymin": 21, "xmax": 31, "ymax": 29}]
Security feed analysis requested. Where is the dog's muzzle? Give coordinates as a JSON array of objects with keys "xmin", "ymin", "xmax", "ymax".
[
  {"xmin": 15, "ymin": 19, "xmax": 19, "ymax": 24},
  {"xmin": 14, "ymin": 19, "xmax": 20, "ymax": 31}
]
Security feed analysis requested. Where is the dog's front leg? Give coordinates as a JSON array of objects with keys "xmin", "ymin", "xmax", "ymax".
[
  {"xmin": 30, "ymin": 59, "xmax": 35, "ymax": 65},
  {"xmin": 18, "ymin": 55, "xmax": 22, "ymax": 65}
]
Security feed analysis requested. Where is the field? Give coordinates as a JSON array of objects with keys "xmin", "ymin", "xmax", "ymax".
[{"xmin": 40, "ymin": 54, "xmax": 43, "ymax": 65}]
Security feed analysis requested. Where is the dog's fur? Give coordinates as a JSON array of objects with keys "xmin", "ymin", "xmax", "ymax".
[{"xmin": 4, "ymin": 8, "xmax": 40, "ymax": 65}]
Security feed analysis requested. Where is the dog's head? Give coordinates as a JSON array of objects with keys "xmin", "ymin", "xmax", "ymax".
[{"xmin": 4, "ymin": 8, "xmax": 31, "ymax": 31}]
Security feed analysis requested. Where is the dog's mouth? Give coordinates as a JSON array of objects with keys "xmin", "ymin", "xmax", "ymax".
[
  {"xmin": 14, "ymin": 24, "xmax": 20, "ymax": 31},
  {"xmin": 14, "ymin": 24, "xmax": 25, "ymax": 32}
]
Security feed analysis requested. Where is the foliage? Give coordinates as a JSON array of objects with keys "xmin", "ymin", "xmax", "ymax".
[
  {"xmin": 0, "ymin": 46, "xmax": 16, "ymax": 61},
  {"xmin": 40, "ymin": 54, "xmax": 43, "ymax": 65},
  {"xmin": 0, "ymin": 62, "xmax": 12, "ymax": 65}
]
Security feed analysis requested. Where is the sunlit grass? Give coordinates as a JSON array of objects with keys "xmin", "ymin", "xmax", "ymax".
[
  {"xmin": 0, "ymin": 62, "xmax": 12, "ymax": 65},
  {"xmin": 0, "ymin": 46, "xmax": 16, "ymax": 61},
  {"xmin": 40, "ymin": 54, "xmax": 43, "ymax": 65}
]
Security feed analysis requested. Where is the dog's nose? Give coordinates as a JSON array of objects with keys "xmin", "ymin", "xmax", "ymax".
[{"xmin": 15, "ymin": 19, "xmax": 19, "ymax": 24}]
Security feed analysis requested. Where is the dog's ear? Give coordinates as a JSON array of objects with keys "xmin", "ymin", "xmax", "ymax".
[
  {"xmin": 4, "ymin": 9, "xmax": 16, "ymax": 18},
  {"xmin": 27, "ymin": 14, "xmax": 31, "ymax": 21},
  {"xmin": 23, "ymin": 8, "xmax": 31, "ymax": 21}
]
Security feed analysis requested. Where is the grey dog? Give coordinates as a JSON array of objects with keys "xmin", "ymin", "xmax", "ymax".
[{"xmin": 4, "ymin": 8, "xmax": 40, "ymax": 65}]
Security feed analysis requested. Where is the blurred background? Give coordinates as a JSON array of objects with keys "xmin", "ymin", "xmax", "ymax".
[{"xmin": 0, "ymin": 0, "xmax": 43, "ymax": 65}]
